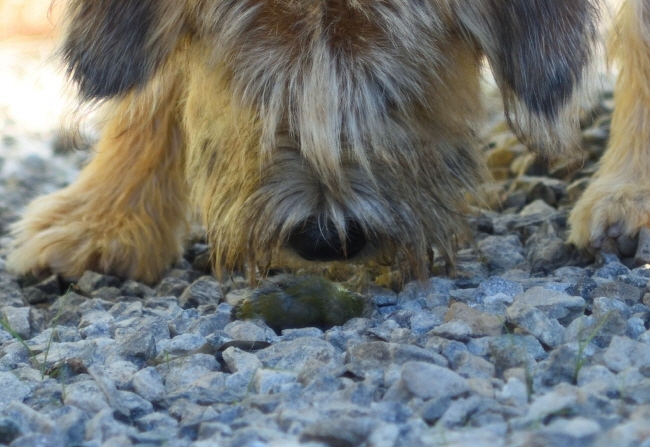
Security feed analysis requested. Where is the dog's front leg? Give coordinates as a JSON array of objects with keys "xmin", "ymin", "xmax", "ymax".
[
  {"xmin": 569, "ymin": 0, "xmax": 650, "ymax": 251},
  {"xmin": 7, "ymin": 80, "xmax": 190, "ymax": 284}
]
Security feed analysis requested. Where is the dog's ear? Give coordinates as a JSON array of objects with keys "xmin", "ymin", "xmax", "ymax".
[
  {"xmin": 61, "ymin": 0, "xmax": 186, "ymax": 101},
  {"xmin": 454, "ymin": 0, "xmax": 601, "ymax": 155}
]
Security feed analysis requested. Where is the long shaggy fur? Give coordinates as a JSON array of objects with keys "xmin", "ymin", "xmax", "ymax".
[{"xmin": 8, "ymin": 0, "xmax": 600, "ymax": 283}]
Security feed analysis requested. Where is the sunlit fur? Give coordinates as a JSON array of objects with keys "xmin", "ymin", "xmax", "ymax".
[
  {"xmin": 7, "ymin": 72, "xmax": 190, "ymax": 284},
  {"xmin": 8, "ymin": 0, "xmax": 599, "ymax": 283},
  {"xmin": 570, "ymin": 0, "xmax": 650, "ymax": 249}
]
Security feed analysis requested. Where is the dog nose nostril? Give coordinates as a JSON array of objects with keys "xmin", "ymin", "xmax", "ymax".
[{"xmin": 287, "ymin": 218, "xmax": 366, "ymax": 262}]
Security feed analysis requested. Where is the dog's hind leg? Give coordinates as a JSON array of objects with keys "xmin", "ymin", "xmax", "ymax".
[
  {"xmin": 569, "ymin": 0, "xmax": 650, "ymax": 251},
  {"xmin": 7, "ymin": 78, "xmax": 190, "ymax": 284}
]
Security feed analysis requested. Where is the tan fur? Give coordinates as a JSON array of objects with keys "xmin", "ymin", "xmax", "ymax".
[
  {"xmin": 8, "ymin": 0, "xmax": 599, "ymax": 284},
  {"xmin": 569, "ymin": 0, "xmax": 650, "ymax": 249},
  {"xmin": 7, "ymin": 72, "xmax": 190, "ymax": 284}
]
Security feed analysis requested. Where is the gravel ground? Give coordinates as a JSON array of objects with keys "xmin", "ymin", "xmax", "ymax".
[{"xmin": 1, "ymin": 42, "xmax": 650, "ymax": 447}]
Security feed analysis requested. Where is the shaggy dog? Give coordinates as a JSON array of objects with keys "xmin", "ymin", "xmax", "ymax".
[
  {"xmin": 569, "ymin": 0, "xmax": 650, "ymax": 252},
  {"xmin": 8, "ymin": 0, "xmax": 600, "ymax": 284}
]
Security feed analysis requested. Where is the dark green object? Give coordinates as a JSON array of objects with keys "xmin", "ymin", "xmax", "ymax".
[
  {"xmin": 0, "ymin": 418, "xmax": 20, "ymax": 445},
  {"xmin": 235, "ymin": 276, "xmax": 365, "ymax": 332}
]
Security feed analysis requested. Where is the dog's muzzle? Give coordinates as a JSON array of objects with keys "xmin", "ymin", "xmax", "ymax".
[{"xmin": 287, "ymin": 217, "xmax": 366, "ymax": 262}]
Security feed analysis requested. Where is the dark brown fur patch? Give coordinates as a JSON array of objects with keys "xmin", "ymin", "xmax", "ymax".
[
  {"xmin": 61, "ymin": 0, "xmax": 183, "ymax": 100},
  {"xmin": 486, "ymin": 0, "xmax": 599, "ymax": 118}
]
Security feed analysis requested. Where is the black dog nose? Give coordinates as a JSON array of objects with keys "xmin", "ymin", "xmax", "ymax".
[{"xmin": 287, "ymin": 217, "xmax": 366, "ymax": 262}]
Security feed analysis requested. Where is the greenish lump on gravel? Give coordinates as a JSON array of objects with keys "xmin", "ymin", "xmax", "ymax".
[{"xmin": 234, "ymin": 275, "xmax": 366, "ymax": 333}]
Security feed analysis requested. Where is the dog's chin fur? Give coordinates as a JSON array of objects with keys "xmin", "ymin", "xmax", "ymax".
[{"xmin": 7, "ymin": 0, "xmax": 600, "ymax": 284}]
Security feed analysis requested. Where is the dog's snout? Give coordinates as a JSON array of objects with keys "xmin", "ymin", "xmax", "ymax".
[{"xmin": 287, "ymin": 217, "xmax": 366, "ymax": 262}]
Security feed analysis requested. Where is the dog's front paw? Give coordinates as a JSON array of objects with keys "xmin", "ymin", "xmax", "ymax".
[
  {"xmin": 7, "ymin": 188, "xmax": 186, "ymax": 284},
  {"xmin": 569, "ymin": 176, "xmax": 650, "ymax": 250}
]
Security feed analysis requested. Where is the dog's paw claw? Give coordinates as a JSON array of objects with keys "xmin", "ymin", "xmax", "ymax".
[
  {"xmin": 6, "ymin": 189, "xmax": 184, "ymax": 284},
  {"xmin": 569, "ymin": 178, "xmax": 650, "ymax": 253}
]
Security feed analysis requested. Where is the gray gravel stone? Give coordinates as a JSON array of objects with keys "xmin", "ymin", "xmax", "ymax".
[
  {"xmin": 63, "ymin": 380, "xmax": 109, "ymax": 414},
  {"xmin": 156, "ymin": 277, "xmax": 190, "ymax": 298},
  {"xmin": 22, "ymin": 287, "xmax": 49, "ymax": 305},
  {"xmin": 595, "ymin": 262, "xmax": 631, "ymax": 280},
  {"xmin": 475, "ymin": 276, "xmax": 524, "ymax": 304},
  {"xmin": 103, "ymin": 360, "xmax": 138, "ymax": 389},
  {"xmin": 34, "ymin": 338, "xmax": 116, "ymax": 369},
  {"xmin": 108, "ymin": 300, "xmax": 143, "ymax": 321},
  {"xmin": 593, "ymin": 407, "xmax": 650, "ymax": 447},
  {"xmin": 533, "ymin": 343, "xmax": 584, "ymax": 389},
  {"xmin": 132, "ymin": 367, "xmax": 166, "ymax": 402},
  {"xmin": 188, "ymin": 309, "xmax": 233, "ymax": 337},
  {"xmin": 368, "ymin": 286, "xmax": 398, "ymax": 308},
  {"xmin": 521, "ymin": 417, "xmax": 602, "ymax": 447},
  {"xmin": 0, "ymin": 275, "xmax": 26, "ymax": 308},
  {"xmin": 577, "ymin": 365, "xmax": 619, "ymax": 398},
  {"xmin": 456, "ymin": 261, "xmax": 490, "ymax": 288},
  {"xmin": 90, "ymin": 287, "xmax": 122, "ymax": 301},
  {"xmin": 179, "ymin": 276, "xmax": 223, "ymax": 309},
  {"xmin": 160, "ymin": 354, "xmax": 220, "ymax": 394},
  {"xmin": 419, "ymin": 396, "xmax": 453, "ymax": 424},
  {"xmin": 519, "ymin": 384, "xmax": 579, "ymax": 427},
  {"xmin": 222, "ymin": 346, "xmax": 262, "ymax": 373},
  {"xmin": 564, "ymin": 312, "xmax": 627, "ymax": 348},
  {"xmin": 488, "ymin": 335, "xmax": 546, "ymax": 375},
  {"xmin": 496, "ymin": 377, "xmax": 528, "ymax": 407},
  {"xmin": 617, "ymin": 274, "xmax": 649, "ymax": 289},
  {"xmin": 0, "ymin": 373, "xmax": 30, "ymax": 410},
  {"xmin": 452, "ymin": 351, "xmax": 496, "ymax": 379},
  {"xmin": 253, "ymin": 369, "xmax": 299, "ymax": 394},
  {"xmin": 513, "ymin": 287, "xmax": 585, "ymax": 324},
  {"xmin": 8, "ymin": 433, "xmax": 65, "ymax": 447},
  {"xmin": 116, "ymin": 330, "xmax": 157, "ymax": 364},
  {"xmin": 627, "ymin": 316, "xmax": 646, "ymax": 340},
  {"xmin": 526, "ymin": 223, "xmax": 570, "ymax": 275},
  {"xmin": 444, "ymin": 303, "xmax": 504, "ymax": 337},
  {"xmin": 78, "ymin": 309, "xmax": 113, "ymax": 339},
  {"xmin": 429, "ymin": 320, "xmax": 473, "ymax": 341},
  {"xmin": 281, "ymin": 326, "xmax": 324, "ymax": 341},
  {"xmin": 574, "ymin": 276, "xmax": 599, "ymax": 300},
  {"xmin": 88, "ymin": 365, "xmax": 153, "ymax": 419},
  {"xmin": 301, "ymin": 417, "xmax": 378, "ymax": 447},
  {"xmin": 593, "ymin": 296, "xmax": 631, "ymax": 319},
  {"xmin": 169, "ymin": 308, "xmax": 200, "ymax": 335},
  {"xmin": 85, "ymin": 408, "xmax": 132, "ymax": 443},
  {"xmin": 438, "ymin": 395, "xmax": 484, "ymax": 428},
  {"xmin": 120, "ymin": 280, "xmax": 155, "ymax": 298},
  {"xmin": 397, "ymin": 277, "xmax": 455, "ymax": 310},
  {"xmin": 590, "ymin": 281, "xmax": 643, "ymax": 305},
  {"xmin": 156, "ymin": 333, "xmax": 206, "ymax": 357},
  {"xmin": 397, "ymin": 361, "xmax": 469, "ymax": 401},
  {"xmin": 478, "ymin": 235, "xmax": 526, "ymax": 272},
  {"xmin": 346, "ymin": 341, "xmax": 447, "ymax": 375},
  {"xmin": 506, "ymin": 301, "xmax": 565, "ymax": 348},
  {"xmin": 257, "ymin": 337, "xmax": 340, "ymax": 372},
  {"xmin": 224, "ymin": 320, "xmax": 279, "ymax": 343},
  {"xmin": 603, "ymin": 336, "xmax": 650, "ymax": 373},
  {"xmin": 135, "ymin": 411, "xmax": 178, "ymax": 433},
  {"xmin": 1, "ymin": 306, "xmax": 31, "ymax": 339},
  {"xmin": 77, "ymin": 271, "xmax": 120, "ymax": 295}
]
